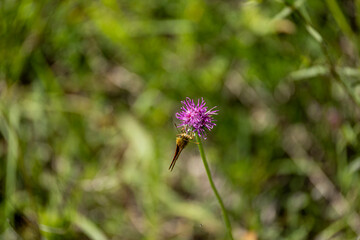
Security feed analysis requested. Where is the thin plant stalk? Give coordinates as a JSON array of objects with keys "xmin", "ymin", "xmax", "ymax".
[
  {"xmin": 195, "ymin": 134, "xmax": 234, "ymax": 240},
  {"xmin": 282, "ymin": 0, "xmax": 360, "ymax": 109}
]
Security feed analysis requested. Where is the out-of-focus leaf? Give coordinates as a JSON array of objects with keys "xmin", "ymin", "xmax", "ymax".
[{"xmin": 73, "ymin": 212, "xmax": 108, "ymax": 240}]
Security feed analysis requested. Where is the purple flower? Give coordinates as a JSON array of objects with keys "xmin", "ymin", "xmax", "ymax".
[{"xmin": 175, "ymin": 97, "xmax": 218, "ymax": 139}]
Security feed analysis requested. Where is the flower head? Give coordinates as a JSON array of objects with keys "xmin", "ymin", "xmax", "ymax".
[{"xmin": 175, "ymin": 97, "xmax": 218, "ymax": 139}]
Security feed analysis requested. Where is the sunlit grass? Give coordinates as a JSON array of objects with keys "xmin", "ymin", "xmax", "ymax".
[{"xmin": 1, "ymin": 0, "xmax": 360, "ymax": 239}]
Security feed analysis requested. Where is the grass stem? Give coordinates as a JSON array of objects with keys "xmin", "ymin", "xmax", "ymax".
[{"xmin": 195, "ymin": 134, "xmax": 234, "ymax": 240}]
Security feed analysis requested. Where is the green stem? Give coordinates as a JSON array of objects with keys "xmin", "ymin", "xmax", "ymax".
[{"xmin": 196, "ymin": 134, "xmax": 234, "ymax": 240}]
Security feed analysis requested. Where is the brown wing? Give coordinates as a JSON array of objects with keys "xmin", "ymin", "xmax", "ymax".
[{"xmin": 169, "ymin": 144, "xmax": 184, "ymax": 171}]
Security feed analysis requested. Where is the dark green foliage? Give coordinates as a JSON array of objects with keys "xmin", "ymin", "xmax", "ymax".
[{"xmin": 1, "ymin": 0, "xmax": 360, "ymax": 239}]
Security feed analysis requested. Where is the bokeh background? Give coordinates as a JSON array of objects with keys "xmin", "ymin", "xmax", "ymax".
[{"xmin": 2, "ymin": 0, "xmax": 360, "ymax": 239}]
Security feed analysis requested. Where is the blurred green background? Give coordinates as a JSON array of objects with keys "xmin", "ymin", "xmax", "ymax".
[{"xmin": 2, "ymin": 0, "xmax": 360, "ymax": 239}]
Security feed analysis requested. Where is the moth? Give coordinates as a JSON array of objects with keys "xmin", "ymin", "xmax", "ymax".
[{"xmin": 169, "ymin": 126, "xmax": 195, "ymax": 171}]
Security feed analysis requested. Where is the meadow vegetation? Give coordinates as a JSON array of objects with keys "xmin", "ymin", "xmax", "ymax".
[{"xmin": 1, "ymin": 0, "xmax": 360, "ymax": 239}]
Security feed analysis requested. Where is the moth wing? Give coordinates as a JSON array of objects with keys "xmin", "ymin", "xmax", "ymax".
[{"xmin": 169, "ymin": 144, "xmax": 185, "ymax": 171}]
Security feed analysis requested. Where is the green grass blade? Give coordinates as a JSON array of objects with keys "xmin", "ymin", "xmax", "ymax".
[{"xmin": 73, "ymin": 212, "xmax": 108, "ymax": 240}]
